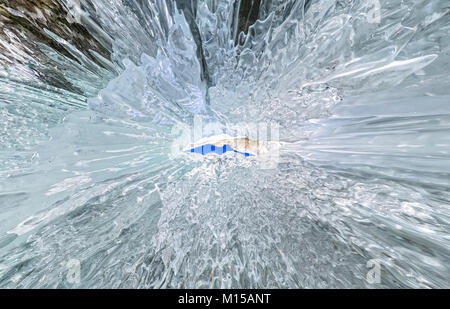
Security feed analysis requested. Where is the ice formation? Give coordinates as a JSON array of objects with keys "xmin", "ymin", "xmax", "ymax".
[{"xmin": 0, "ymin": 0, "xmax": 449, "ymax": 288}]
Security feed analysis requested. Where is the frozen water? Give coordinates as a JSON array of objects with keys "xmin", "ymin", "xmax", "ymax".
[{"xmin": 0, "ymin": 0, "xmax": 449, "ymax": 288}]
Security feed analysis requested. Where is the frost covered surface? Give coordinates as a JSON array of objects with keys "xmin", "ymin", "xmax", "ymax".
[{"xmin": 0, "ymin": 0, "xmax": 449, "ymax": 288}]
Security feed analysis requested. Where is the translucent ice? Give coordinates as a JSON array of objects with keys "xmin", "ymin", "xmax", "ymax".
[{"xmin": 0, "ymin": 0, "xmax": 449, "ymax": 288}]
